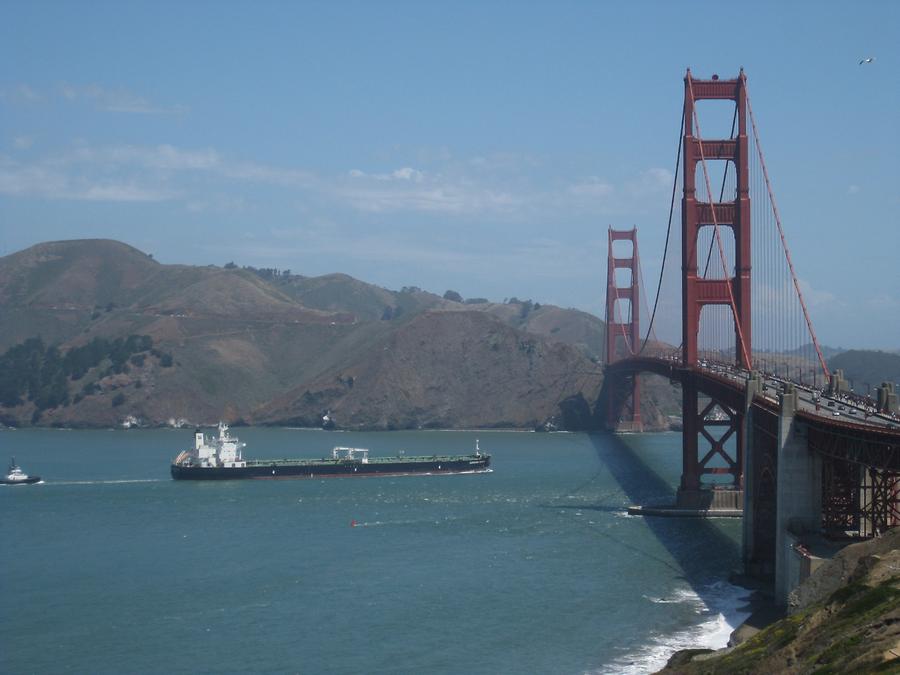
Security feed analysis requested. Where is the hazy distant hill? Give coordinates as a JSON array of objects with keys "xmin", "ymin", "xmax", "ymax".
[
  {"xmin": 784, "ymin": 343, "xmax": 846, "ymax": 360},
  {"xmin": 828, "ymin": 350, "xmax": 900, "ymax": 389},
  {"xmin": 0, "ymin": 238, "xmax": 681, "ymax": 430}
]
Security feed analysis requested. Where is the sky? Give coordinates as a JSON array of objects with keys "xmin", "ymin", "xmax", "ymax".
[{"xmin": 1, "ymin": 0, "xmax": 898, "ymax": 349}]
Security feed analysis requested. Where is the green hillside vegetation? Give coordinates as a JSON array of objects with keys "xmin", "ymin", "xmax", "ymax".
[
  {"xmin": 828, "ymin": 350, "xmax": 900, "ymax": 390},
  {"xmin": 0, "ymin": 334, "xmax": 166, "ymax": 422}
]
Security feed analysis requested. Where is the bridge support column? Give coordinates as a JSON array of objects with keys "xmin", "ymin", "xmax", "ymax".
[
  {"xmin": 775, "ymin": 385, "xmax": 822, "ymax": 605},
  {"xmin": 741, "ymin": 374, "xmax": 761, "ymax": 569},
  {"xmin": 679, "ymin": 381, "xmax": 701, "ymax": 496},
  {"xmin": 675, "ymin": 373, "xmax": 744, "ymax": 512}
]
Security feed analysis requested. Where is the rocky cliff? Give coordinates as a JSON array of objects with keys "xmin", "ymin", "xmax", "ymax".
[{"xmin": 658, "ymin": 529, "xmax": 900, "ymax": 674}]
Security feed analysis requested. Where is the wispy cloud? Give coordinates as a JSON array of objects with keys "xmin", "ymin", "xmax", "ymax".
[
  {"xmin": 567, "ymin": 176, "xmax": 614, "ymax": 198},
  {"xmin": 796, "ymin": 278, "xmax": 841, "ymax": 309},
  {"xmin": 243, "ymin": 225, "xmax": 607, "ymax": 285},
  {"xmin": 339, "ymin": 166, "xmax": 519, "ymax": 214},
  {"xmin": 77, "ymin": 143, "xmax": 314, "ymax": 186},
  {"xmin": 58, "ymin": 83, "xmax": 188, "ymax": 114},
  {"xmin": 0, "ymin": 138, "xmax": 679, "ymax": 224},
  {"xmin": 349, "ymin": 167, "xmax": 424, "ymax": 182},
  {"xmin": 12, "ymin": 135, "xmax": 33, "ymax": 150},
  {"xmin": 0, "ymin": 84, "xmax": 42, "ymax": 104},
  {"xmin": 79, "ymin": 183, "xmax": 176, "ymax": 202},
  {"xmin": 0, "ymin": 142, "xmax": 316, "ymax": 202},
  {"xmin": 865, "ymin": 293, "xmax": 899, "ymax": 311},
  {"xmin": 631, "ymin": 167, "xmax": 674, "ymax": 192},
  {"xmin": 0, "ymin": 82, "xmax": 187, "ymax": 115},
  {"xmin": 0, "ymin": 155, "xmax": 175, "ymax": 202}
]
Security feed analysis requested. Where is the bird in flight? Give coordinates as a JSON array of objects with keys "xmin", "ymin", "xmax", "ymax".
[{"xmin": 859, "ymin": 57, "xmax": 875, "ymax": 65}]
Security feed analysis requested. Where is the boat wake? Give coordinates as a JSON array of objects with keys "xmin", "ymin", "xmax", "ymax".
[
  {"xmin": 43, "ymin": 479, "xmax": 166, "ymax": 486},
  {"xmin": 432, "ymin": 468, "xmax": 494, "ymax": 476},
  {"xmin": 351, "ymin": 516, "xmax": 460, "ymax": 528}
]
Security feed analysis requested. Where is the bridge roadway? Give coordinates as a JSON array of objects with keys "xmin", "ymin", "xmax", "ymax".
[
  {"xmin": 608, "ymin": 355, "xmax": 900, "ymax": 435},
  {"xmin": 608, "ymin": 354, "xmax": 900, "ymax": 606}
]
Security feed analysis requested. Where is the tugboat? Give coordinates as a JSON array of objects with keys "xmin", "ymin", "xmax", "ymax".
[
  {"xmin": 1, "ymin": 458, "xmax": 42, "ymax": 485},
  {"xmin": 171, "ymin": 422, "xmax": 491, "ymax": 481}
]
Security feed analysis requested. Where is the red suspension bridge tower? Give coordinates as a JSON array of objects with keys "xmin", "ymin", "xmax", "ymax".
[
  {"xmin": 678, "ymin": 70, "xmax": 750, "ymax": 506},
  {"xmin": 605, "ymin": 227, "xmax": 642, "ymax": 432},
  {"xmin": 682, "ymin": 69, "xmax": 751, "ymax": 368}
]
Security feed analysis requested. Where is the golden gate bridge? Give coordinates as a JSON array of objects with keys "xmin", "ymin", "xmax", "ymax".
[{"xmin": 602, "ymin": 69, "xmax": 899, "ymax": 604}]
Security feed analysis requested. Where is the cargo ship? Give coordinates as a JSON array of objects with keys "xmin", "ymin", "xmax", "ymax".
[{"xmin": 170, "ymin": 423, "xmax": 491, "ymax": 480}]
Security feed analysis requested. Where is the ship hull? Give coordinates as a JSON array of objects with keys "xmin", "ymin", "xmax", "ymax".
[
  {"xmin": 1, "ymin": 476, "xmax": 41, "ymax": 485},
  {"xmin": 171, "ymin": 455, "xmax": 490, "ymax": 481}
]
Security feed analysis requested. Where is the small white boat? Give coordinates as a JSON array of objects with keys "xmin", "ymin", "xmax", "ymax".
[{"xmin": 1, "ymin": 458, "xmax": 41, "ymax": 485}]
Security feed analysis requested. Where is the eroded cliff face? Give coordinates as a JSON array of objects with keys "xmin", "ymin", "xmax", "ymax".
[{"xmin": 657, "ymin": 529, "xmax": 900, "ymax": 674}]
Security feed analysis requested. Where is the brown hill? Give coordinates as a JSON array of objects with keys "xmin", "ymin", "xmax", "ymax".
[
  {"xmin": 828, "ymin": 350, "xmax": 900, "ymax": 390},
  {"xmin": 0, "ymin": 238, "xmax": 673, "ymax": 430},
  {"xmin": 258, "ymin": 310, "xmax": 602, "ymax": 430},
  {"xmin": 0, "ymin": 239, "xmax": 160, "ymax": 309},
  {"xmin": 275, "ymin": 273, "xmax": 446, "ymax": 322}
]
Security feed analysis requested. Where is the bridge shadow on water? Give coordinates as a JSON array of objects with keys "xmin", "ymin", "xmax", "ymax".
[{"xmin": 541, "ymin": 432, "xmax": 743, "ymax": 605}]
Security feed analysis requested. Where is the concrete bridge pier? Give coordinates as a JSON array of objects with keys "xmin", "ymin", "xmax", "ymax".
[
  {"xmin": 741, "ymin": 374, "xmax": 761, "ymax": 569},
  {"xmin": 774, "ymin": 385, "xmax": 822, "ymax": 605}
]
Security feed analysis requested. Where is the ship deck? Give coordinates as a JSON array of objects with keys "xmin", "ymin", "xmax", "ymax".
[{"xmin": 241, "ymin": 454, "xmax": 487, "ymax": 467}]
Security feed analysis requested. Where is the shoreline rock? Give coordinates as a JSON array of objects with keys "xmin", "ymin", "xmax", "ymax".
[{"xmin": 656, "ymin": 529, "xmax": 900, "ymax": 673}]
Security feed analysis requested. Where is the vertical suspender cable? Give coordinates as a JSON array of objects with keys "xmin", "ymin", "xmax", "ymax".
[{"xmin": 745, "ymin": 87, "xmax": 830, "ymax": 380}]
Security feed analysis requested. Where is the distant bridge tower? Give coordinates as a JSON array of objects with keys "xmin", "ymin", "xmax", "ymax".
[
  {"xmin": 605, "ymin": 227, "xmax": 642, "ymax": 432},
  {"xmin": 678, "ymin": 69, "xmax": 751, "ymax": 504}
]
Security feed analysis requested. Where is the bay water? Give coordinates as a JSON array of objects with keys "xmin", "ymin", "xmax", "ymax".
[{"xmin": 1, "ymin": 428, "xmax": 750, "ymax": 674}]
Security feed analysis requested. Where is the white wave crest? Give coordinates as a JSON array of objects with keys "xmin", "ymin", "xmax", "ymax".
[{"xmin": 596, "ymin": 581, "xmax": 752, "ymax": 675}]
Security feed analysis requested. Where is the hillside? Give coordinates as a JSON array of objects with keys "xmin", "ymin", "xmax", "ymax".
[
  {"xmin": 828, "ymin": 350, "xmax": 900, "ymax": 390},
  {"xmin": 657, "ymin": 529, "xmax": 900, "ymax": 674},
  {"xmin": 258, "ymin": 310, "xmax": 604, "ymax": 430},
  {"xmin": 0, "ymin": 238, "xmax": 680, "ymax": 430}
]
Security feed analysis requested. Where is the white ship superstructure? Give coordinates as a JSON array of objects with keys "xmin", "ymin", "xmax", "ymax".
[
  {"xmin": 2, "ymin": 458, "xmax": 42, "ymax": 485},
  {"xmin": 174, "ymin": 422, "xmax": 247, "ymax": 468}
]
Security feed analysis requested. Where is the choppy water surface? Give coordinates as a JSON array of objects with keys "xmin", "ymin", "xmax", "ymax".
[{"xmin": 1, "ymin": 428, "xmax": 748, "ymax": 674}]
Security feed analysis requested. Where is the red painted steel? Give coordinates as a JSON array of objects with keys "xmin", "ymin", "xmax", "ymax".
[
  {"xmin": 606, "ymin": 227, "xmax": 642, "ymax": 430},
  {"xmin": 682, "ymin": 69, "xmax": 751, "ymax": 369},
  {"xmin": 609, "ymin": 70, "xmax": 897, "ymax": 538},
  {"xmin": 679, "ymin": 70, "xmax": 751, "ymax": 493}
]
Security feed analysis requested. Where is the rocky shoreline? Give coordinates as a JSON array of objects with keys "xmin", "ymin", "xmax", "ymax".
[{"xmin": 656, "ymin": 529, "xmax": 900, "ymax": 673}]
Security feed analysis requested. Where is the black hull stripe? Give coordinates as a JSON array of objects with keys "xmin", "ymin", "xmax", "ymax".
[{"xmin": 171, "ymin": 460, "xmax": 491, "ymax": 481}]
